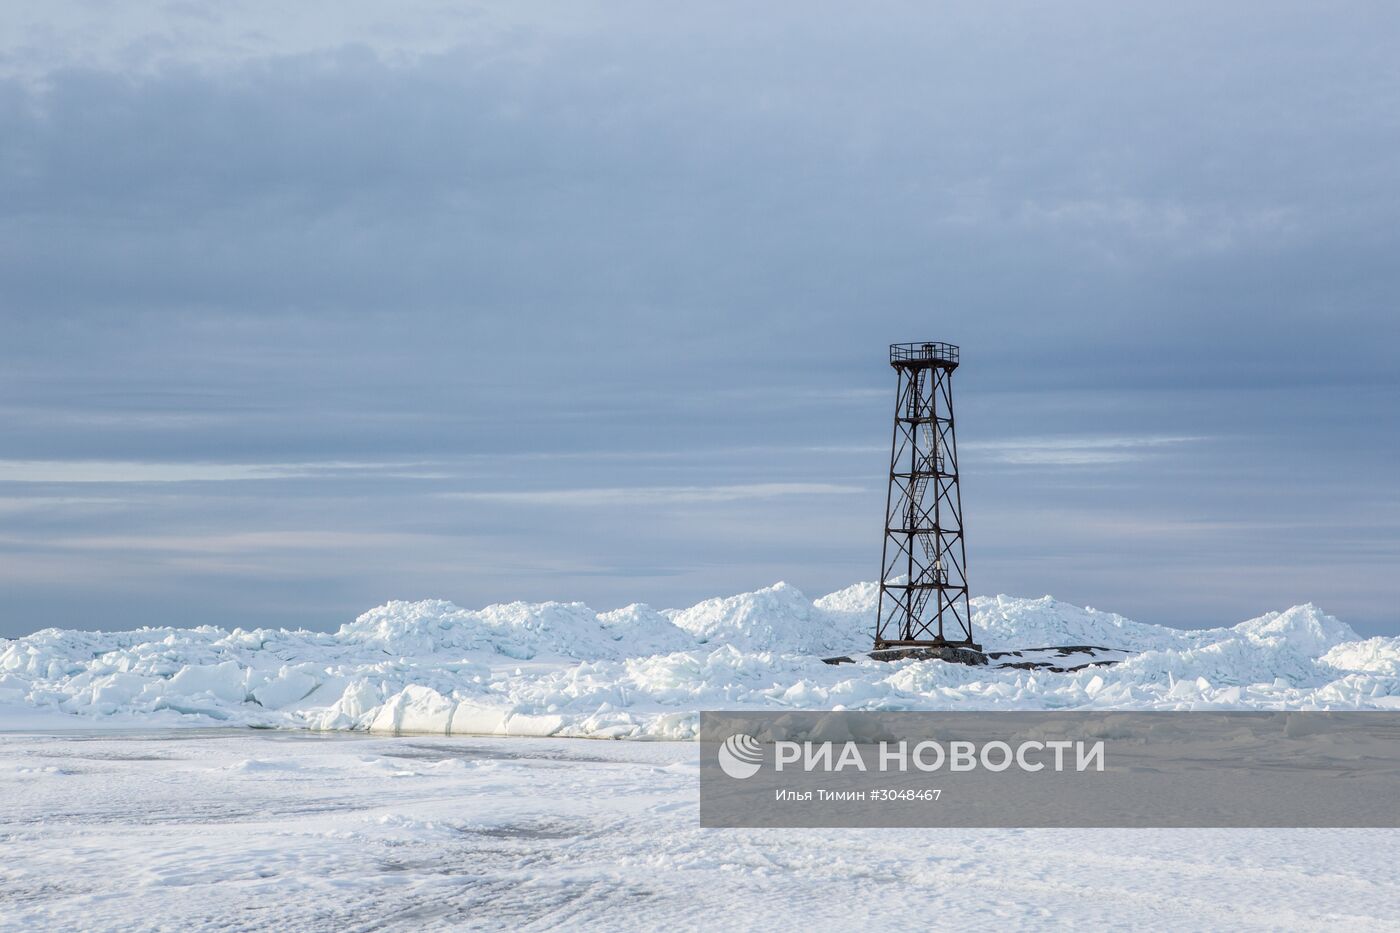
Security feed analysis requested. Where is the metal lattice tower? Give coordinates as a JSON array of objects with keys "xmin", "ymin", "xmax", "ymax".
[{"xmin": 875, "ymin": 342, "xmax": 977, "ymax": 650}]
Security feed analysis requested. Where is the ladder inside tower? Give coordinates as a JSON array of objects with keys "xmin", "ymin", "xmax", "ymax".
[{"xmin": 907, "ymin": 416, "xmax": 946, "ymax": 624}]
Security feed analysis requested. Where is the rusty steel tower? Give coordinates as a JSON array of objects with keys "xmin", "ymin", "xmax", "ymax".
[{"xmin": 875, "ymin": 341, "xmax": 977, "ymax": 651}]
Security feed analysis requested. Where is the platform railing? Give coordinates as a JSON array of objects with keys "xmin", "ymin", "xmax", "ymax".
[{"xmin": 889, "ymin": 342, "xmax": 959, "ymax": 365}]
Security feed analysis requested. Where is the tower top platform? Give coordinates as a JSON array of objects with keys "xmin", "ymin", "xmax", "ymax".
[{"xmin": 889, "ymin": 341, "xmax": 959, "ymax": 369}]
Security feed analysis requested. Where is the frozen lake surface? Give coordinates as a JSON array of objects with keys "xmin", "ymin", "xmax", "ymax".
[{"xmin": 3, "ymin": 728, "xmax": 1398, "ymax": 931}]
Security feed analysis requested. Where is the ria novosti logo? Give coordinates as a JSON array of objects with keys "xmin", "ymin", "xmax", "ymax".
[
  {"xmin": 715, "ymin": 733, "xmax": 1106, "ymax": 778},
  {"xmin": 717, "ymin": 733, "xmax": 764, "ymax": 779}
]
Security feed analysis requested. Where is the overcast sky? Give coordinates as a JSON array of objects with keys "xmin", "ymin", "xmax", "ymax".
[{"xmin": 2, "ymin": 1, "xmax": 1397, "ymax": 638}]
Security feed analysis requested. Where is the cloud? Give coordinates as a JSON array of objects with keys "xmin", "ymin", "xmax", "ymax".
[
  {"xmin": 0, "ymin": 4, "xmax": 1397, "ymax": 636},
  {"xmin": 0, "ymin": 460, "xmax": 443, "ymax": 483},
  {"xmin": 0, "ymin": 495, "xmax": 127, "ymax": 514},
  {"xmin": 443, "ymin": 483, "xmax": 865, "ymax": 506},
  {"xmin": 37, "ymin": 530, "xmax": 441, "ymax": 554},
  {"xmin": 963, "ymin": 436, "xmax": 1204, "ymax": 466},
  {"xmin": 1011, "ymin": 198, "xmax": 1302, "ymax": 257}
]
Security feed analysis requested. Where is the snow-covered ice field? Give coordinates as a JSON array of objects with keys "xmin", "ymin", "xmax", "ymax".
[
  {"xmin": 3, "ymin": 729, "xmax": 1399, "ymax": 932},
  {"xmin": 4, "ymin": 583, "xmax": 1400, "ymax": 930}
]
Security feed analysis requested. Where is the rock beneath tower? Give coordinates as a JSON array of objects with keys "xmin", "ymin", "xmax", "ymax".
[
  {"xmin": 870, "ymin": 645, "xmax": 989, "ymax": 665},
  {"xmin": 822, "ymin": 645, "xmax": 989, "ymax": 666},
  {"xmin": 984, "ymin": 644, "xmax": 1130, "ymax": 673}
]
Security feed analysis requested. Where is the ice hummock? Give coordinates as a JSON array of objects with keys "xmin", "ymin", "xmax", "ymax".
[{"xmin": 2, "ymin": 583, "xmax": 1397, "ymax": 738}]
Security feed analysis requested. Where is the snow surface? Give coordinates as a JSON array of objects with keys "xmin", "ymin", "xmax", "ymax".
[
  {"xmin": 3, "ymin": 730, "xmax": 1399, "ymax": 931},
  {"xmin": 3, "ymin": 583, "xmax": 1398, "ymax": 738}
]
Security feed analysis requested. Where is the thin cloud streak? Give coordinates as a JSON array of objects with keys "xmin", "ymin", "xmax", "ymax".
[
  {"xmin": 444, "ymin": 483, "xmax": 866, "ymax": 506},
  {"xmin": 964, "ymin": 436, "xmax": 1206, "ymax": 466},
  {"xmin": 0, "ymin": 460, "xmax": 446, "ymax": 483},
  {"xmin": 34, "ymin": 531, "xmax": 447, "ymax": 554}
]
